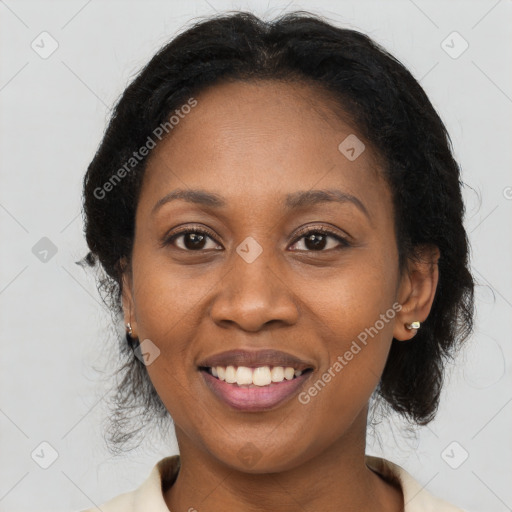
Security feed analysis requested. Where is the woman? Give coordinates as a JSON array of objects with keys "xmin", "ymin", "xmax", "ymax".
[{"xmin": 80, "ymin": 10, "xmax": 474, "ymax": 512}]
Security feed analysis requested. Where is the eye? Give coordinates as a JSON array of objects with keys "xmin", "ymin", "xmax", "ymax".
[
  {"xmin": 164, "ymin": 227, "xmax": 222, "ymax": 251},
  {"xmin": 289, "ymin": 226, "xmax": 350, "ymax": 252},
  {"xmin": 163, "ymin": 225, "xmax": 351, "ymax": 252}
]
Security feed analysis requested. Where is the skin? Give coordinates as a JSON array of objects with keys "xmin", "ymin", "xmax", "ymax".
[{"xmin": 121, "ymin": 79, "xmax": 440, "ymax": 512}]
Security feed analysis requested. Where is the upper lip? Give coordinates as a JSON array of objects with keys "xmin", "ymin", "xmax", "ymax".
[{"xmin": 197, "ymin": 349, "xmax": 314, "ymax": 371}]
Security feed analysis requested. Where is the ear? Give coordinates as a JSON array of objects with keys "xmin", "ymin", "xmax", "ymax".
[
  {"xmin": 120, "ymin": 257, "xmax": 137, "ymax": 338},
  {"xmin": 393, "ymin": 244, "xmax": 440, "ymax": 341}
]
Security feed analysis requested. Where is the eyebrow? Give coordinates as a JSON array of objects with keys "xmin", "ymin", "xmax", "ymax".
[{"xmin": 151, "ymin": 188, "xmax": 371, "ymax": 221}]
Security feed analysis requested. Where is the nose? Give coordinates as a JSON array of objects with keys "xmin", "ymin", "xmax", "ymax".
[{"xmin": 209, "ymin": 249, "xmax": 300, "ymax": 332}]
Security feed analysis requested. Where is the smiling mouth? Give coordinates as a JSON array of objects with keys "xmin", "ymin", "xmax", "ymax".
[{"xmin": 199, "ymin": 365, "xmax": 313, "ymax": 387}]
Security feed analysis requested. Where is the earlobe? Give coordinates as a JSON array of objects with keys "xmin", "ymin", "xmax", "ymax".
[
  {"xmin": 393, "ymin": 244, "xmax": 440, "ymax": 341},
  {"xmin": 120, "ymin": 258, "xmax": 137, "ymax": 339}
]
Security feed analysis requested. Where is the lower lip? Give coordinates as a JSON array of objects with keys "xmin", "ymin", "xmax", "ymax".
[{"xmin": 200, "ymin": 370, "xmax": 312, "ymax": 411}]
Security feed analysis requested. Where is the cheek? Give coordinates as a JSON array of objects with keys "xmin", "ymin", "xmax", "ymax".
[
  {"xmin": 298, "ymin": 247, "xmax": 398, "ymax": 401},
  {"xmin": 302, "ymin": 245, "xmax": 398, "ymax": 338},
  {"xmin": 130, "ymin": 245, "xmax": 211, "ymax": 340},
  {"xmin": 128, "ymin": 258, "xmax": 201, "ymax": 395}
]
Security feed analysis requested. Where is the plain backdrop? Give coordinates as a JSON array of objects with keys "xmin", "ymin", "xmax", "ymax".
[{"xmin": 0, "ymin": 1, "xmax": 511, "ymax": 511}]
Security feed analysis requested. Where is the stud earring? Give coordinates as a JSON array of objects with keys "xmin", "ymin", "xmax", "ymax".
[
  {"xmin": 126, "ymin": 322, "xmax": 133, "ymax": 337},
  {"xmin": 405, "ymin": 321, "xmax": 421, "ymax": 330}
]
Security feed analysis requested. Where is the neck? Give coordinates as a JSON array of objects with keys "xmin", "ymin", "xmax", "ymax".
[{"xmin": 164, "ymin": 408, "xmax": 403, "ymax": 512}]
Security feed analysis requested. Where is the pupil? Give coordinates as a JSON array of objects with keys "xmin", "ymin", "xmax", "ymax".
[
  {"xmin": 305, "ymin": 233, "xmax": 326, "ymax": 250},
  {"xmin": 185, "ymin": 233, "xmax": 206, "ymax": 250}
]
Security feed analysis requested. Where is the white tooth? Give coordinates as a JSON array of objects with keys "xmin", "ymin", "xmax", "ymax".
[
  {"xmin": 211, "ymin": 367, "xmax": 218, "ymax": 377},
  {"xmin": 235, "ymin": 366, "xmax": 253, "ymax": 385},
  {"xmin": 217, "ymin": 366, "xmax": 226, "ymax": 381},
  {"xmin": 284, "ymin": 367, "xmax": 295, "ymax": 380},
  {"xmin": 225, "ymin": 365, "xmax": 237, "ymax": 383},
  {"xmin": 294, "ymin": 369, "xmax": 302, "ymax": 377},
  {"xmin": 252, "ymin": 366, "xmax": 272, "ymax": 386},
  {"xmin": 270, "ymin": 366, "xmax": 285, "ymax": 383}
]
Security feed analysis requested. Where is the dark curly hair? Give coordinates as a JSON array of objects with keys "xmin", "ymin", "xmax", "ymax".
[{"xmin": 80, "ymin": 10, "xmax": 475, "ymax": 455}]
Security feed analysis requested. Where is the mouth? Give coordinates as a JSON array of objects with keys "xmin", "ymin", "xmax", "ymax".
[
  {"xmin": 197, "ymin": 349, "xmax": 315, "ymax": 411},
  {"xmin": 198, "ymin": 364, "xmax": 314, "ymax": 411},
  {"xmin": 199, "ymin": 365, "xmax": 313, "ymax": 387}
]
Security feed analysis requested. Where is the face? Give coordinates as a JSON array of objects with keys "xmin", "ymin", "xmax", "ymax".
[{"xmin": 122, "ymin": 79, "xmax": 438, "ymax": 472}]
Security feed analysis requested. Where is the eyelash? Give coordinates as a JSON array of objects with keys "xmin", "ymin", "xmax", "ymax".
[{"xmin": 163, "ymin": 225, "xmax": 351, "ymax": 252}]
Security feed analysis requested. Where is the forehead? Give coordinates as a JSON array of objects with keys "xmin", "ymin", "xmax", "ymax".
[{"xmin": 140, "ymin": 79, "xmax": 390, "ymax": 219}]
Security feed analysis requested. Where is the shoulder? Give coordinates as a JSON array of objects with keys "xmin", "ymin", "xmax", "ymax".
[
  {"xmin": 78, "ymin": 489, "xmax": 134, "ymax": 512},
  {"xmin": 365, "ymin": 454, "xmax": 467, "ymax": 512},
  {"xmin": 78, "ymin": 455, "xmax": 180, "ymax": 512}
]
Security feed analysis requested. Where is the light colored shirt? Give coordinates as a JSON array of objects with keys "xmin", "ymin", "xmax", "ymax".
[{"xmin": 79, "ymin": 454, "xmax": 465, "ymax": 511}]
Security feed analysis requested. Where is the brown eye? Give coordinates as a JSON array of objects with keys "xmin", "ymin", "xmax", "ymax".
[
  {"xmin": 165, "ymin": 229, "xmax": 222, "ymax": 251},
  {"xmin": 289, "ymin": 228, "xmax": 350, "ymax": 252}
]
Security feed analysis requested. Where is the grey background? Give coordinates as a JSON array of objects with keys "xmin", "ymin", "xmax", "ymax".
[{"xmin": 0, "ymin": 0, "xmax": 511, "ymax": 511}]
